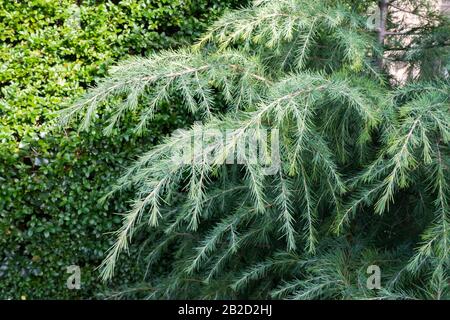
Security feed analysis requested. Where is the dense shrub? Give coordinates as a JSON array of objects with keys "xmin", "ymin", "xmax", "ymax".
[{"xmin": 0, "ymin": 0, "xmax": 244, "ymax": 299}]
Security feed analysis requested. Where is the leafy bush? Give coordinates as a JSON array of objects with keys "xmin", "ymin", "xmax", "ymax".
[
  {"xmin": 0, "ymin": 0, "xmax": 244, "ymax": 299},
  {"xmin": 66, "ymin": 0, "xmax": 449, "ymax": 299}
]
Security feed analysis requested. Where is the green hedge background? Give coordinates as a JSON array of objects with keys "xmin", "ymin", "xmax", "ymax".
[{"xmin": 0, "ymin": 0, "xmax": 243, "ymax": 299}]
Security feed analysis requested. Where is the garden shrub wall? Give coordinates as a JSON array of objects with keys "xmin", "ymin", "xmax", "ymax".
[{"xmin": 0, "ymin": 0, "xmax": 243, "ymax": 299}]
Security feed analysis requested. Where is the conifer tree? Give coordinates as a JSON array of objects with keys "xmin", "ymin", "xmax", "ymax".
[{"xmin": 61, "ymin": 0, "xmax": 449, "ymax": 299}]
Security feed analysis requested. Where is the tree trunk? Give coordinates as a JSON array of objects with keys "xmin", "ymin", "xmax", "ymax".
[{"xmin": 377, "ymin": 0, "xmax": 389, "ymax": 68}]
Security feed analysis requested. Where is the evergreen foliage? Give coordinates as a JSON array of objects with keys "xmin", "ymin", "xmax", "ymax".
[
  {"xmin": 0, "ymin": 0, "xmax": 243, "ymax": 299},
  {"xmin": 63, "ymin": 0, "xmax": 450, "ymax": 299}
]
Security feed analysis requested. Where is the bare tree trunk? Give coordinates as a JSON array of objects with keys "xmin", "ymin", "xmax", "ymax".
[{"xmin": 377, "ymin": 0, "xmax": 389, "ymax": 68}]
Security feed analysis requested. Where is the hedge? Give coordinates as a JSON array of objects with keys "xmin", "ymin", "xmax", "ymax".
[{"xmin": 0, "ymin": 0, "xmax": 243, "ymax": 299}]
